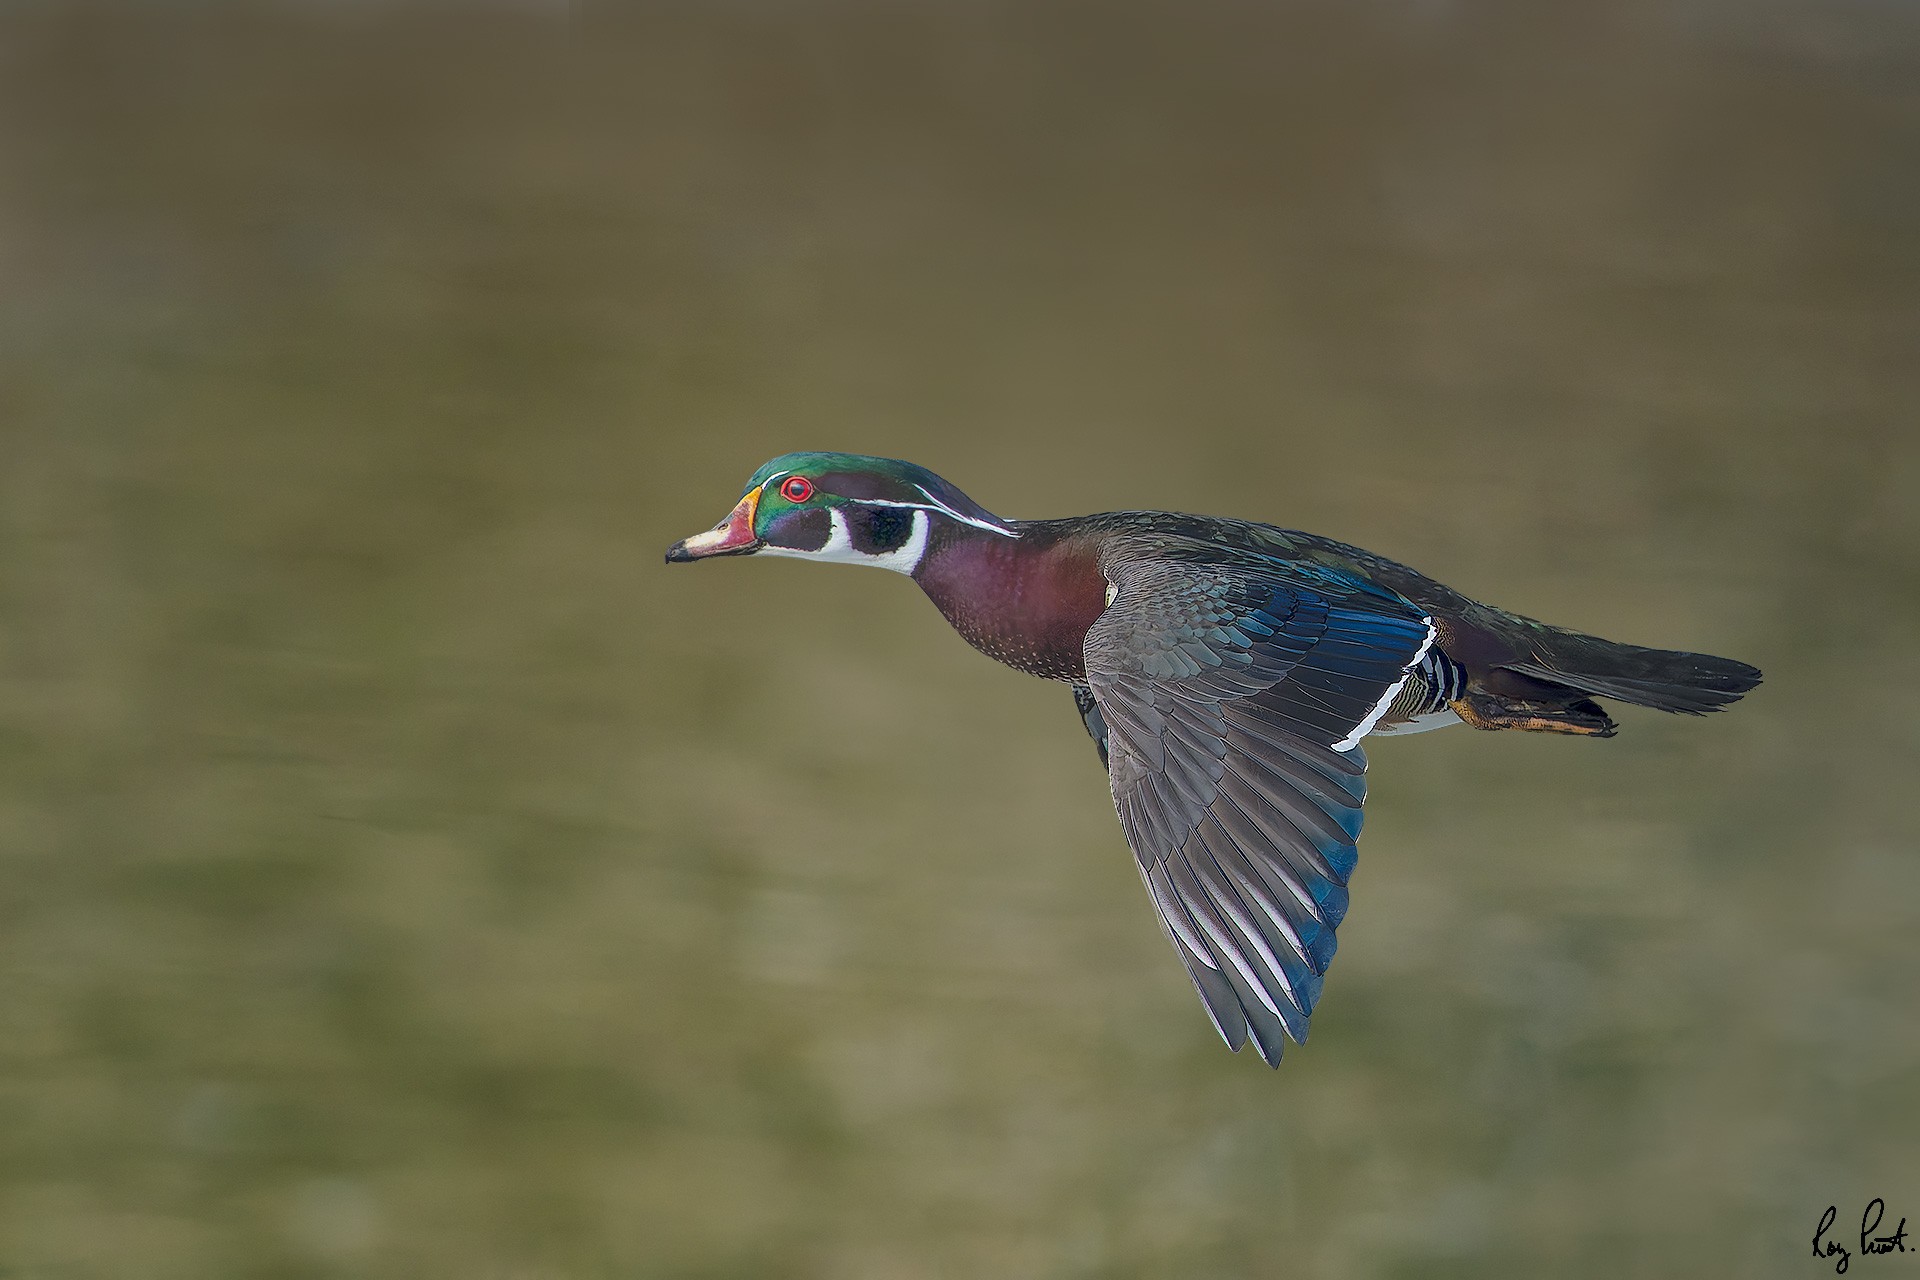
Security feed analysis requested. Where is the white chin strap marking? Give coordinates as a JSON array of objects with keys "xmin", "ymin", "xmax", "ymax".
[
  {"xmin": 864, "ymin": 508, "xmax": 930, "ymax": 574},
  {"xmin": 819, "ymin": 506, "xmax": 856, "ymax": 557},
  {"xmin": 759, "ymin": 507, "xmax": 930, "ymax": 576}
]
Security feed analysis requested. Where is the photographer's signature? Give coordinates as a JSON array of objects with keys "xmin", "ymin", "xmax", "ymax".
[{"xmin": 1814, "ymin": 1199, "xmax": 1909, "ymax": 1274}]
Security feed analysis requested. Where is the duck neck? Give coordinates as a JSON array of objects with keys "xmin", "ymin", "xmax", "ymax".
[{"xmin": 911, "ymin": 519, "xmax": 1105, "ymax": 682}]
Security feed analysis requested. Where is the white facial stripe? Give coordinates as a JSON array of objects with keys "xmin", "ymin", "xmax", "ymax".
[
  {"xmin": 1333, "ymin": 616, "xmax": 1436, "ymax": 753},
  {"xmin": 851, "ymin": 486, "xmax": 1018, "ymax": 538},
  {"xmin": 917, "ymin": 483, "xmax": 1020, "ymax": 535},
  {"xmin": 746, "ymin": 470, "xmax": 790, "ymax": 502},
  {"xmin": 857, "ymin": 497, "xmax": 1017, "ymax": 537}
]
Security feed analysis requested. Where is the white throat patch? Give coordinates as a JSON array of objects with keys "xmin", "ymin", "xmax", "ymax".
[{"xmin": 758, "ymin": 507, "xmax": 930, "ymax": 576}]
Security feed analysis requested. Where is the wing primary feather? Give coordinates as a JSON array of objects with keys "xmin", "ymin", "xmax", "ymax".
[
  {"xmin": 1208, "ymin": 782, "xmax": 1344, "ymax": 956},
  {"xmin": 1162, "ymin": 851, "xmax": 1295, "ymax": 1065},
  {"xmin": 1194, "ymin": 818, "xmax": 1317, "ymax": 1037},
  {"xmin": 1163, "ymin": 853, "xmax": 1290, "ymax": 1028},
  {"xmin": 1214, "ymin": 775, "xmax": 1351, "ymax": 944},
  {"xmin": 1147, "ymin": 862, "xmax": 1250, "ymax": 1050},
  {"xmin": 1145, "ymin": 858, "xmax": 1221, "ymax": 972}
]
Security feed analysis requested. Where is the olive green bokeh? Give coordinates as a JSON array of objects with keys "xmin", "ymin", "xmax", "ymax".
[{"xmin": 0, "ymin": 3, "xmax": 1915, "ymax": 1278}]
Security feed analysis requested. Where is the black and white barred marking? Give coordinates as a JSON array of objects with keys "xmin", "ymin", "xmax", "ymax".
[
  {"xmin": 1333, "ymin": 615, "xmax": 1436, "ymax": 752},
  {"xmin": 1412, "ymin": 646, "xmax": 1469, "ymax": 714},
  {"xmin": 1366, "ymin": 644, "xmax": 1469, "ymax": 738}
]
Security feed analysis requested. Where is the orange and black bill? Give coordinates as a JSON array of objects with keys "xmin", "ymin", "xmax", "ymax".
[{"xmin": 666, "ymin": 486, "xmax": 763, "ymax": 563}]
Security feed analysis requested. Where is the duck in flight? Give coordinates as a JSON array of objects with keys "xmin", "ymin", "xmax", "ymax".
[{"xmin": 667, "ymin": 453, "xmax": 1761, "ymax": 1065}]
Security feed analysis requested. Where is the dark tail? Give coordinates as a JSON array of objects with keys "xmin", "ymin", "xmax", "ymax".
[{"xmin": 1502, "ymin": 633, "xmax": 1762, "ymax": 716}]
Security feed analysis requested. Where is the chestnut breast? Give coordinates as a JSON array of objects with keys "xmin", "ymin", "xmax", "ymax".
[{"xmin": 913, "ymin": 524, "xmax": 1109, "ymax": 682}]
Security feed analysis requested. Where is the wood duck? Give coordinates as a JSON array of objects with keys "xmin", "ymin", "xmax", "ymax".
[{"xmin": 667, "ymin": 453, "xmax": 1760, "ymax": 1066}]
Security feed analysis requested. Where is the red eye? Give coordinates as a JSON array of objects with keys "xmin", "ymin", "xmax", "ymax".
[{"xmin": 779, "ymin": 476, "xmax": 814, "ymax": 503}]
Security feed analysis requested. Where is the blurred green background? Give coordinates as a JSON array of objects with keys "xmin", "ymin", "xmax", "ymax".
[{"xmin": 1, "ymin": 2, "xmax": 1916, "ymax": 1277}]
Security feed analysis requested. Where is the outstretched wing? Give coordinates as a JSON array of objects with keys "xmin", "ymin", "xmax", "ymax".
[{"xmin": 1084, "ymin": 554, "xmax": 1433, "ymax": 1065}]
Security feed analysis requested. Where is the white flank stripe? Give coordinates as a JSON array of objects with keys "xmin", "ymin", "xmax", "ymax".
[{"xmin": 1332, "ymin": 616, "xmax": 1436, "ymax": 753}]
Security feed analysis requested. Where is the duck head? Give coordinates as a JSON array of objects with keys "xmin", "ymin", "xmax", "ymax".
[{"xmin": 665, "ymin": 452, "xmax": 1016, "ymax": 574}]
